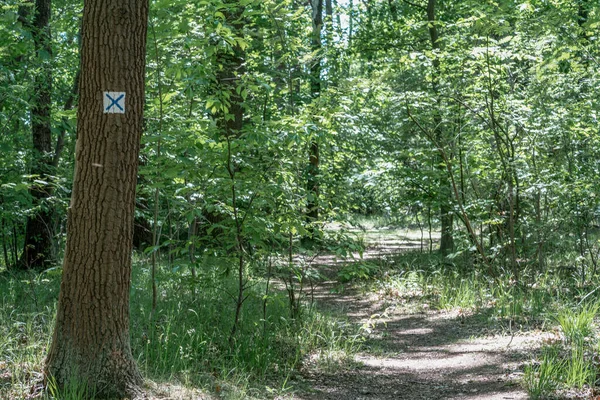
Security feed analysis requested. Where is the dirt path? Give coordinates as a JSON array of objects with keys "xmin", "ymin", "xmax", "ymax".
[
  {"xmin": 294, "ymin": 232, "xmax": 542, "ymax": 400},
  {"xmin": 297, "ymin": 282, "xmax": 536, "ymax": 399}
]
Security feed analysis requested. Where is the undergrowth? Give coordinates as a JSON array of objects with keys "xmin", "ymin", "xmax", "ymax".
[
  {"xmin": 523, "ymin": 302, "xmax": 600, "ymax": 399},
  {"xmin": 0, "ymin": 261, "xmax": 362, "ymax": 400},
  {"xmin": 366, "ymin": 252, "xmax": 597, "ymax": 325},
  {"xmin": 352, "ymin": 250, "xmax": 600, "ymax": 399},
  {"xmin": 3, "ymin": 228, "xmax": 600, "ymax": 400}
]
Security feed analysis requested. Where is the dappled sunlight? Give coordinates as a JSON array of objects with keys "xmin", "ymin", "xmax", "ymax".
[
  {"xmin": 145, "ymin": 380, "xmax": 215, "ymax": 400},
  {"xmin": 2, "ymin": 0, "xmax": 598, "ymax": 396},
  {"xmin": 294, "ymin": 248, "xmax": 551, "ymax": 400},
  {"xmin": 358, "ymin": 351, "xmax": 492, "ymax": 371},
  {"xmin": 448, "ymin": 390, "xmax": 528, "ymax": 400}
]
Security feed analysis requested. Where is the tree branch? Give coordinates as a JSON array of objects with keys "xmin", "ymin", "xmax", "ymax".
[{"xmin": 406, "ymin": 104, "xmax": 496, "ymax": 277}]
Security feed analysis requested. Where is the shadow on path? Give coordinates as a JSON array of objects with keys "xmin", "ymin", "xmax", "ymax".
[{"xmin": 295, "ymin": 262, "xmax": 538, "ymax": 400}]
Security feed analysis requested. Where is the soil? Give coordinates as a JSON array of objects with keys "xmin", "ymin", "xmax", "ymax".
[
  {"xmin": 292, "ymin": 230, "xmax": 546, "ymax": 400},
  {"xmin": 146, "ymin": 228, "xmax": 552, "ymax": 400}
]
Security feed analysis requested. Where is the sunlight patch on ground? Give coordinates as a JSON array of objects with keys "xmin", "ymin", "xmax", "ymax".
[
  {"xmin": 393, "ymin": 327, "xmax": 435, "ymax": 335},
  {"xmin": 445, "ymin": 334, "xmax": 545, "ymax": 353},
  {"xmin": 448, "ymin": 390, "xmax": 528, "ymax": 400},
  {"xmin": 145, "ymin": 380, "xmax": 214, "ymax": 400},
  {"xmin": 358, "ymin": 352, "xmax": 493, "ymax": 371}
]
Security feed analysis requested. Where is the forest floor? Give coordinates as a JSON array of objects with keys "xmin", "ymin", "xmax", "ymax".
[
  {"xmin": 0, "ymin": 226, "xmax": 567, "ymax": 400},
  {"xmin": 290, "ymin": 227, "xmax": 549, "ymax": 400}
]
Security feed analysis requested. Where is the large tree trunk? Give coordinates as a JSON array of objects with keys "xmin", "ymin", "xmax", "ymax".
[
  {"xmin": 44, "ymin": 0, "xmax": 149, "ymax": 396},
  {"xmin": 307, "ymin": 0, "xmax": 323, "ymax": 229},
  {"xmin": 17, "ymin": 0, "xmax": 54, "ymax": 270}
]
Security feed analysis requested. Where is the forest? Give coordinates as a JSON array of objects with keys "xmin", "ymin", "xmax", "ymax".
[{"xmin": 1, "ymin": 0, "xmax": 599, "ymax": 399}]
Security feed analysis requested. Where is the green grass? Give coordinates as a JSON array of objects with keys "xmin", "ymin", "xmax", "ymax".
[
  {"xmin": 522, "ymin": 302, "xmax": 600, "ymax": 397},
  {"xmin": 555, "ymin": 302, "xmax": 598, "ymax": 345},
  {"xmin": 0, "ymin": 271, "xmax": 57, "ymax": 399},
  {"xmin": 360, "ymin": 251, "xmax": 600, "ymax": 399},
  {"xmin": 0, "ymin": 262, "xmax": 362, "ymax": 400},
  {"xmin": 523, "ymin": 345, "xmax": 564, "ymax": 399},
  {"xmin": 564, "ymin": 343, "xmax": 595, "ymax": 389},
  {"xmin": 523, "ymin": 331, "xmax": 598, "ymax": 398},
  {"xmin": 46, "ymin": 374, "xmax": 97, "ymax": 400},
  {"xmin": 368, "ymin": 252, "xmax": 583, "ymax": 325}
]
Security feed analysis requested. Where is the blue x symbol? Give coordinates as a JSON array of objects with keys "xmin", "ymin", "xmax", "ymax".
[{"xmin": 105, "ymin": 93, "xmax": 124, "ymax": 112}]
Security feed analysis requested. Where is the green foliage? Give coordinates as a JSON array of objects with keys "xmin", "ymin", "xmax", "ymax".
[
  {"xmin": 0, "ymin": 264, "xmax": 362, "ymax": 399},
  {"xmin": 564, "ymin": 344, "xmax": 595, "ymax": 389},
  {"xmin": 555, "ymin": 302, "xmax": 598, "ymax": 345},
  {"xmin": 0, "ymin": 272, "xmax": 58, "ymax": 399},
  {"xmin": 2, "ymin": 0, "xmax": 600, "ymax": 397},
  {"xmin": 523, "ymin": 346, "xmax": 564, "ymax": 399},
  {"xmin": 523, "ymin": 301, "xmax": 600, "ymax": 398},
  {"xmin": 338, "ymin": 260, "xmax": 379, "ymax": 283},
  {"xmin": 373, "ymin": 252, "xmax": 579, "ymax": 323},
  {"xmin": 46, "ymin": 375, "xmax": 96, "ymax": 400},
  {"xmin": 436, "ymin": 276, "xmax": 483, "ymax": 310}
]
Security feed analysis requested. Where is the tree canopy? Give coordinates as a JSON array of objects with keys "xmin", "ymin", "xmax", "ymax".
[{"xmin": 1, "ymin": 0, "xmax": 599, "ymax": 398}]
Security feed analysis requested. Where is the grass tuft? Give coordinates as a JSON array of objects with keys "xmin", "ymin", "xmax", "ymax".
[
  {"xmin": 523, "ymin": 346, "xmax": 564, "ymax": 399},
  {"xmin": 0, "ymin": 262, "xmax": 362, "ymax": 399},
  {"xmin": 555, "ymin": 302, "xmax": 598, "ymax": 345}
]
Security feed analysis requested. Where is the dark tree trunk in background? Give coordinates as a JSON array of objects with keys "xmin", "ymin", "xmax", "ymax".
[
  {"xmin": 577, "ymin": 0, "xmax": 590, "ymax": 70},
  {"xmin": 17, "ymin": 0, "xmax": 54, "ymax": 270},
  {"xmin": 388, "ymin": 0, "xmax": 398, "ymax": 20},
  {"xmin": 210, "ymin": 1, "xmax": 248, "ymax": 342},
  {"xmin": 577, "ymin": 0, "xmax": 589, "ymax": 40},
  {"xmin": 427, "ymin": 0, "xmax": 454, "ymax": 257},
  {"xmin": 52, "ymin": 66, "xmax": 80, "ymax": 168},
  {"xmin": 307, "ymin": 0, "xmax": 323, "ymax": 230},
  {"xmin": 216, "ymin": 2, "xmax": 246, "ymax": 137},
  {"xmin": 44, "ymin": 0, "xmax": 149, "ymax": 396},
  {"xmin": 1, "ymin": 217, "xmax": 9, "ymax": 268},
  {"xmin": 201, "ymin": 1, "xmax": 247, "ymax": 239}
]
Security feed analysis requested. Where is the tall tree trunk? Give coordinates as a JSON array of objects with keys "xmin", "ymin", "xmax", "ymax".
[
  {"xmin": 52, "ymin": 66, "xmax": 80, "ymax": 168},
  {"xmin": 1, "ymin": 217, "xmax": 9, "ymax": 269},
  {"xmin": 307, "ymin": 0, "xmax": 323, "ymax": 230},
  {"xmin": 44, "ymin": 0, "xmax": 149, "ymax": 396},
  {"xmin": 324, "ymin": 0, "xmax": 337, "ymax": 85},
  {"xmin": 427, "ymin": 0, "xmax": 453, "ymax": 257},
  {"xmin": 388, "ymin": 0, "xmax": 398, "ymax": 20},
  {"xmin": 212, "ymin": 1, "xmax": 248, "ymax": 342},
  {"xmin": 577, "ymin": 0, "xmax": 590, "ymax": 74},
  {"xmin": 577, "ymin": 0, "xmax": 590, "ymax": 42},
  {"xmin": 216, "ymin": 2, "xmax": 245, "ymax": 137},
  {"xmin": 348, "ymin": 0, "xmax": 353, "ymax": 49},
  {"xmin": 202, "ymin": 1, "xmax": 246, "ymax": 236},
  {"xmin": 12, "ymin": 223, "xmax": 19, "ymax": 267},
  {"xmin": 17, "ymin": 0, "xmax": 54, "ymax": 270}
]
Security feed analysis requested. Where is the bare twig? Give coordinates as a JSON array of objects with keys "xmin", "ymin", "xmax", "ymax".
[{"xmin": 406, "ymin": 104, "xmax": 496, "ymax": 278}]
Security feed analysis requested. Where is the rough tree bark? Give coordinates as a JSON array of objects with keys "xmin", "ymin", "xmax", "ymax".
[
  {"xmin": 43, "ymin": 0, "xmax": 149, "ymax": 396},
  {"xmin": 427, "ymin": 0, "xmax": 454, "ymax": 257},
  {"xmin": 17, "ymin": 0, "xmax": 54, "ymax": 270}
]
